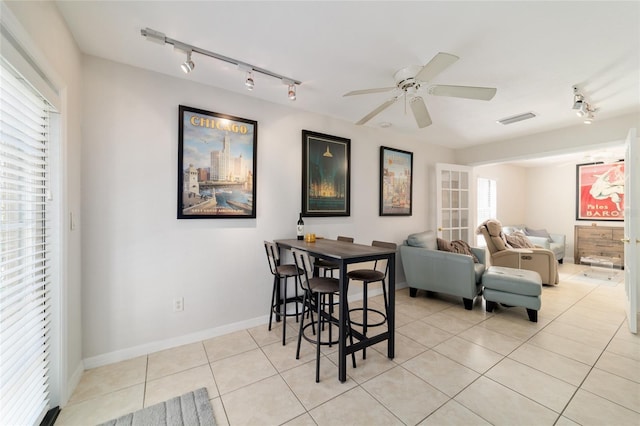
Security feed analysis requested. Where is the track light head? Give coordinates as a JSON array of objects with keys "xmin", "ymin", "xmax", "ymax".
[
  {"xmin": 181, "ymin": 51, "xmax": 195, "ymax": 74},
  {"xmin": 283, "ymin": 79, "xmax": 296, "ymax": 101},
  {"xmin": 583, "ymin": 114, "xmax": 594, "ymax": 124},
  {"xmin": 245, "ymin": 71, "xmax": 254, "ymax": 90}
]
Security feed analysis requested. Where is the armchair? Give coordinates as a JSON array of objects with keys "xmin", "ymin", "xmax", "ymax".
[
  {"xmin": 400, "ymin": 231, "xmax": 486, "ymax": 310},
  {"xmin": 478, "ymin": 220, "xmax": 559, "ymax": 285}
]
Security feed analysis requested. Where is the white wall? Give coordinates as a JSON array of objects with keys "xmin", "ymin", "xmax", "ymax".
[
  {"xmin": 81, "ymin": 56, "xmax": 455, "ymax": 364},
  {"xmin": 473, "ymin": 164, "xmax": 527, "ymax": 227}
]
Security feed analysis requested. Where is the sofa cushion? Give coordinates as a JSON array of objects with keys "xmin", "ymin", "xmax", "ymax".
[
  {"xmin": 407, "ymin": 231, "xmax": 437, "ymax": 250},
  {"xmin": 505, "ymin": 231, "xmax": 536, "ymax": 249},
  {"xmin": 525, "ymin": 227, "xmax": 552, "ymax": 241},
  {"xmin": 437, "ymin": 238, "xmax": 480, "ymax": 263}
]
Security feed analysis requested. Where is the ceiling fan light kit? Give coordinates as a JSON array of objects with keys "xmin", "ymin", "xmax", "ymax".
[
  {"xmin": 343, "ymin": 52, "xmax": 497, "ymax": 128},
  {"xmin": 141, "ymin": 27, "xmax": 301, "ymax": 100}
]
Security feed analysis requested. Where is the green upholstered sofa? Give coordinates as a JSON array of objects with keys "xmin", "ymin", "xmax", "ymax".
[{"xmin": 400, "ymin": 231, "xmax": 486, "ymax": 310}]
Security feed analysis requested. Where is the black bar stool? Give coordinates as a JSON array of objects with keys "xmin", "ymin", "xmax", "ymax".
[
  {"xmin": 314, "ymin": 236, "xmax": 354, "ymax": 277},
  {"xmin": 291, "ymin": 248, "xmax": 356, "ymax": 382},
  {"xmin": 347, "ymin": 240, "xmax": 396, "ymax": 359},
  {"xmin": 264, "ymin": 241, "xmax": 303, "ymax": 346}
]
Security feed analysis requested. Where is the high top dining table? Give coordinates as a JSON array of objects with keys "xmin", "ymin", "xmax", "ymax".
[{"xmin": 275, "ymin": 238, "xmax": 396, "ymax": 382}]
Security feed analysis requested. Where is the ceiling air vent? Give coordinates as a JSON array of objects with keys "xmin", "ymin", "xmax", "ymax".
[{"xmin": 497, "ymin": 112, "xmax": 537, "ymax": 125}]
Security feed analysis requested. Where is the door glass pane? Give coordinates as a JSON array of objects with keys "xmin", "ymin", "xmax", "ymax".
[
  {"xmin": 451, "ymin": 172, "xmax": 459, "ymax": 189},
  {"xmin": 452, "ymin": 229, "xmax": 460, "ymax": 241},
  {"xmin": 442, "ymin": 190, "xmax": 450, "ymax": 208},
  {"xmin": 451, "ymin": 190, "xmax": 459, "ymax": 208},
  {"xmin": 452, "ymin": 210, "xmax": 460, "ymax": 227},
  {"xmin": 441, "ymin": 170, "xmax": 450, "ymax": 189},
  {"xmin": 443, "ymin": 212, "xmax": 451, "ymax": 228},
  {"xmin": 461, "ymin": 210, "xmax": 469, "ymax": 227},
  {"xmin": 461, "ymin": 192, "xmax": 468, "ymax": 208},
  {"xmin": 460, "ymin": 171, "xmax": 468, "ymax": 189}
]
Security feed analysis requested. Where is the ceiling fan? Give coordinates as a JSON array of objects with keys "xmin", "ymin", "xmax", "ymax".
[{"xmin": 343, "ymin": 52, "xmax": 497, "ymax": 128}]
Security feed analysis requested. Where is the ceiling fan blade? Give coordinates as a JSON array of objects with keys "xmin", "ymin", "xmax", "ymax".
[
  {"xmin": 409, "ymin": 96, "xmax": 432, "ymax": 128},
  {"xmin": 355, "ymin": 97, "xmax": 399, "ymax": 125},
  {"xmin": 428, "ymin": 85, "xmax": 497, "ymax": 101},
  {"xmin": 343, "ymin": 87, "xmax": 396, "ymax": 97},
  {"xmin": 415, "ymin": 52, "xmax": 459, "ymax": 82}
]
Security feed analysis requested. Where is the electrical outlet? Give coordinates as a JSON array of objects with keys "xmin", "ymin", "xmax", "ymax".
[{"xmin": 173, "ymin": 297, "xmax": 184, "ymax": 312}]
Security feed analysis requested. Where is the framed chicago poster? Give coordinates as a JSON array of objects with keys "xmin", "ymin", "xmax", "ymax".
[
  {"xmin": 302, "ymin": 130, "xmax": 350, "ymax": 217},
  {"xmin": 380, "ymin": 146, "xmax": 413, "ymax": 216},
  {"xmin": 178, "ymin": 105, "xmax": 257, "ymax": 219},
  {"xmin": 576, "ymin": 161, "xmax": 624, "ymax": 221}
]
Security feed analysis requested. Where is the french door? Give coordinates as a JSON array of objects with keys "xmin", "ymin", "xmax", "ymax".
[
  {"xmin": 435, "ymin": 163, "xmax": 473, "ymax": 243},
  {"xmin": 623, "ymin": 128, "xmax": 638, "ymax": 333}
]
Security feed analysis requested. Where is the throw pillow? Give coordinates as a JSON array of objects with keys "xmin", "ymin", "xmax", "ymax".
[
  {"xmin": 407, "ymin": 231, "xmax": 437, "ymax": 250},
  {"xmin": 505, "ymin": 231, "xmax": 536, "ymax": 248},
  {"xmin": 525, "ymin": 227, "xmax": 552, "ymax": 240},
  {"xmin": 437, "ymin": 238, "xmax": 480, "ymax": 263}
]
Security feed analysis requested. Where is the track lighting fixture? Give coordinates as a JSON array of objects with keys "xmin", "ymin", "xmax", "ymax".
[
  {"xmin": 245, "ymin": 71, "xmax": 254, "ymax": 90},
  {"xmin": 572, "ymin": 86, "xmax": 596, "ymax": 124},
  {"xmin": 583, "ymin": 111, "xmax": 595, "ymax": 124},
  {"xmin": 142, "ymin": 28, "xmax": 301, "ymax": 97},
  {"xmin": 181, "ymin": 50, "xmax": 195, "ymax": 74}
]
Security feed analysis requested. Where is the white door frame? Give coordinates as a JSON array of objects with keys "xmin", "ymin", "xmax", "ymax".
[{"xmin": 624, "ymin": 128, "xmax": 638, "ymax": 333}]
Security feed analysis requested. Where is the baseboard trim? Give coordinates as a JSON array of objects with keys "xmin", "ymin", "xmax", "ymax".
[
  {"xmin": 83, "ymin": 315, "xmax": 268, "ymax": 369},
  {"xmin": 82, "ymin": 280, "xmax": 408, "ymax": 370}
]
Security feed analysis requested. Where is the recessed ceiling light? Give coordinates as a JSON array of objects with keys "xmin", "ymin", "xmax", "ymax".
[{"xmin": 379, "ymin": 122, "xmax": 392, "ymax": 128}]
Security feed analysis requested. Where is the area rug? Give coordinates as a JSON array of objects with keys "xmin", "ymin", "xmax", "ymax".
[{"xmin": 99, "ymin": 388, "xmax": 215, "ymax": 426}]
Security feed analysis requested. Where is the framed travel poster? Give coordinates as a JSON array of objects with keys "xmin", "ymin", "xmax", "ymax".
[
  {"xmin": 302, "ymin": 130, "xmax": 350, "ymax": 217},
  {"xmin": 178, "ymin": 105, "xmax": 257, "ymax": 219},
  {"xmin": 576, "ymin": 161, "xmax": 624, "ymax": 221},
  {"xmin": 380, "ymin": 146, "xmax": 413, "ymax": 216}
]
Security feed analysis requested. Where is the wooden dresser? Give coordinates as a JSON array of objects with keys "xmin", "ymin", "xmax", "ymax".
[{"xmin": 574, "ymin": 225, "xmax": 624, "ymax": 267}]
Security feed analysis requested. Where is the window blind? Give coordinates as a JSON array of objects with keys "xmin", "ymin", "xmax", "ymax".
[
  {"xmin": 476, "ymin": 178, "xmax": 496, "ymax": 246},
  {"xmin": 0, "ymin": 58, "xmax": 52, "ymax": 425}
]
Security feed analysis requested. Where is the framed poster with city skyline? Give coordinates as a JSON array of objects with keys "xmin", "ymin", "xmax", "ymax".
[
  {"xmin": 178, "ymin": 105, "xmax": 257, "ymax": 219},
  {"xmin": 302, "ymin": 130, "xmax": 350, "ymax": 217},
  {"xmin": 380, "ymin": 146, "xmax": 413, "ymax": 216}
]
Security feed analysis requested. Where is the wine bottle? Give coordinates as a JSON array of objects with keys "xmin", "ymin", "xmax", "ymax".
[{"xmin": 297, "ymin": 213, "xmax": 304, "ymax": 240}]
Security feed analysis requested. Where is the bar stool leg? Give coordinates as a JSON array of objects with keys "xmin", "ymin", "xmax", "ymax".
[
  {"xmin": 268, "ymin": 275, "xmax": 278, "ymax": 331},
  {"xmin": 316, "ymin": 292, "xmax": 323, "ymax": 383},
  {"xmin": 362, "ymin": 283, "xmax": 368, "ymax": 359}
]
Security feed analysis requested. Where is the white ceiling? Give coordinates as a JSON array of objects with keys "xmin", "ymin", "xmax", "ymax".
[{"xmin": 55, "ymin": 1, "xmax": 639, "ymax": 152}]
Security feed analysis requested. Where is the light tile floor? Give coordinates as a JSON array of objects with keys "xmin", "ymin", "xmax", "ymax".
[{"xmin": 56, "ymin": 263, "xmax": 640, "ymax": 425}]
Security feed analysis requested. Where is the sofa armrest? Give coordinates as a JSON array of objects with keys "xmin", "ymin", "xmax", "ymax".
[
  {"xmin": 400, "ymin": 244, "xmax": 481, "ymax": 299},
  {"xmin": 471, "ymin": 247, "xmax": 486, "ymax": 266},
  {"xmin": 526, "ymin": 235, "xmax": 551, "ymax": 249},
  {"xmin": 549, "ymin": 233, "xmax": 565, "ymax": 246}
]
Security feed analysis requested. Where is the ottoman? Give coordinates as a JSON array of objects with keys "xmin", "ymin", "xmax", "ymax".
[{"xmin": 482, "ymin": 266, "xmax": 542, "ymax": 322}]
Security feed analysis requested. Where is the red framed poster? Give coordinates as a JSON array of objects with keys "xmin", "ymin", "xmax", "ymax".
[{"xmin": 576, "ymin": 161, "xmax": 624, "ymax": 221}]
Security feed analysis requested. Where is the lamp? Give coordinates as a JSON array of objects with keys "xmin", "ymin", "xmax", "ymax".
[
  {"xmin": 181, "ymin": 50, "xmax": 195, "ymax": 74},
  {"xmin": 288, "ymin": 84, "xmax": 296, "ymax": 101}
]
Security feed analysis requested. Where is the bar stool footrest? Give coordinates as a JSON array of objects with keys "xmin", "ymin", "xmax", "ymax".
[{"xmin": 349, "ymin": 307, "xmax": 387, "ymax": 328}]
